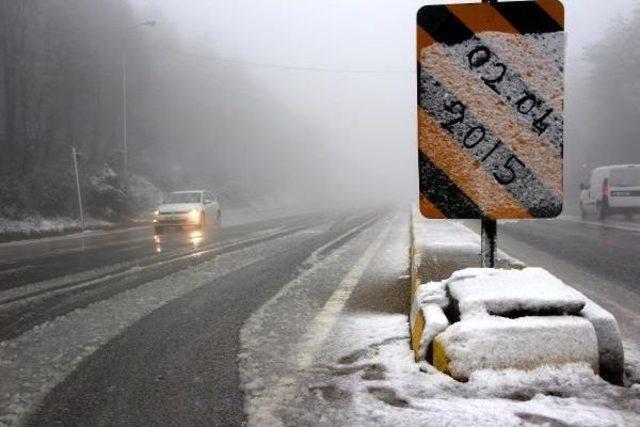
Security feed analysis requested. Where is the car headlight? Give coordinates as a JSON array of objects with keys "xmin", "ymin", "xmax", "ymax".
[
  {"xmin": 154, "ymin": 210, "xmax": 160, "ymax": 216},
  {"xmin": 188, "ymin": 209, "xmax": 201, "ymax": 222}
]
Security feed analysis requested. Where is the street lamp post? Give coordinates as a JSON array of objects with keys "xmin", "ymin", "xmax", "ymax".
[
  {"xmin": 71, "ymin": 146, "xmax": 85, "ymax": 232},
  {"xmin": 122, "ymin": 47, "xmax": 128, "ymax": 195},
  {"xmin": 121, "ymin": 20, "xmax": 156, "ymax": 197}
]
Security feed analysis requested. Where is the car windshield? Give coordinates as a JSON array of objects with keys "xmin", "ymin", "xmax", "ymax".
[
  {"xmin": 610, "ymin": 168, "xmax": 640, "ymax": 187},
  {"xmin": 163, "ymin": 192, "xmax": 201, "ymax": 204}
]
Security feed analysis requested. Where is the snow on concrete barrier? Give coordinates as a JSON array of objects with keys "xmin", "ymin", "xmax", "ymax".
[
  {"xmin": 447, "ymin": 267, "xmax": 586, "ymax": 317},
  {"xmin": 411, "ymin": 301, "xmax": 449, "ymax": 362},
  {"xmin": 409, "ymin": 210, "xmax": 624, "ymax": 383},
  {"xmin": 409, "ymin": 208, "xmax": 524, "ymax": 306},
  {"xmin": 433, "ymin": 316, "xmax": 598, "ymax": 380},
  {"xmin": 580, "ymin": 300, "xmax": 625, "ymax": 384},
  {"xmin": 409, "ymin": 208, "xmax": 524, "ymax": 363}
]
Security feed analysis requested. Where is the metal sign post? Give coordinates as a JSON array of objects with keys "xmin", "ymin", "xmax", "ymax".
[
  {"xmin": 480, "ymin": 218, "xmax": 497, "ymax": 267},
  {"xmin": 481, "ymin": 0, "xmax": 496, "ymax": 268},
  {"xmin": 416, "ymin": 0, "xmax": 565, "ymax": 267}
]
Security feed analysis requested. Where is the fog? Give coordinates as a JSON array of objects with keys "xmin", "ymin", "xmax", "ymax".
[
  {"xmin": 131, "ymin": 0, "xmax": 640, "ymax": 211},
  {"xmin": 1, "ymin": 0, "xmax": 638, "ymax": 220},
  {"xmin": 127, "ymin": 0, "xmax": 419, "ymax": 210}
]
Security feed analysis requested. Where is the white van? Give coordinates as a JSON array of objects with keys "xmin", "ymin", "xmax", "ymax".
[{"xmin": 579, "ymin": 164, "xmax": 640, "ymax": 220}]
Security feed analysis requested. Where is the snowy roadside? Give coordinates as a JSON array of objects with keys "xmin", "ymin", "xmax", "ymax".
[
  {"xmin": 0, "ymin": 215, "xmax": 148, "ymax": 244},
  {"xmin": 240, "ymin": 213, "xmax": 640, "ymax": 426},
  {"xmin": 239, "ymin": 213, "xmax": 403, "ymax": 426},
  {"xmin": 311, "ymin": 313, "xmax": 639, "ymax": 426},
  {"xmin": 0, "ymin": 205, "xmax": 300, "ymax": 244}
]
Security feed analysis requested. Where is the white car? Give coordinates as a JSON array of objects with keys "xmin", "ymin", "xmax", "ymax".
[
  {"xmin": 153, "ymin": 190, "xmax": 221, "ymax": 234},
  {"xmin": 580, "ymin": 164, "xmax": 640, "ymax": 220}
]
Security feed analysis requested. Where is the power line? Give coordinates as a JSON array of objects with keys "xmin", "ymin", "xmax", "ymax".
[{"xmin": 153, "ymin": 47, "xmax": 414, "ymax": 75}]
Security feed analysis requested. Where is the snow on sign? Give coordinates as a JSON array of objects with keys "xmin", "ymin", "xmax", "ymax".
[{"xmin": 417, "ymin": 0, "xmax": 565, "ymax": 219}]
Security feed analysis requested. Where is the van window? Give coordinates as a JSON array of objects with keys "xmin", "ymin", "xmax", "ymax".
[{"xmin": 610, "ymin": 168, "xmax": 640, "ymax": 187}]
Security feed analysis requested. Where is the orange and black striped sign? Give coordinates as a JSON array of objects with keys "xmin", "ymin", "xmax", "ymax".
[{"xmin": 417, "ymin": 0, "xmax": 564, "ymax": 219}]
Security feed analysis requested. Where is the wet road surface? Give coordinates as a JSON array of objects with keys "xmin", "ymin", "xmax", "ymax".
[
  {"xmin": 2, "ymin": 209, "xmax": 639, "ymax": 426},
  {"xmin": 0, "ymin": 208, "xmax": 401, "ymax": 426}
]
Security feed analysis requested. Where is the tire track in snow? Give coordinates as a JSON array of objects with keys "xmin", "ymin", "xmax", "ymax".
[
  {"xmin": 0, "ymin": 215, "xmax": 346, "ymax": 426},
  {"xmin": 241, "ymin": 213, "xmax": 398, "ymax": 426}
]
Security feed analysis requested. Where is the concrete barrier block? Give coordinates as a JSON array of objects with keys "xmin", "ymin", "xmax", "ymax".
[
  {"xmin": 579, "ymin": 300, "xmax": 625, "ymax": 385},
  {"xmin": 411, "ymin": 303, "xmax": 449, "ymax": 362},
  {"xmin": 447, "ymin": 267, "xmax": 587, "ymax": 317},
  {"xmin": 408, "ymin": 210, "xmax": 624, "ymax": 384},
  {"xmin": 433, "ymin": 316, "xmax": 600, "ymax": 381}
]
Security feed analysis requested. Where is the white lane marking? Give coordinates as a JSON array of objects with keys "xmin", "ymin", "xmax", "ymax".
[
  {"xmin": 241, "ymin": 216, "xmax": 379, "ymax": 329},
  {"xmin": 0, "ymin": 219, "xmax": 337, "ymax": 427},
  {"xmin": 297, "ymin": 214, "xmax": 396, "ymax": 369},
  {"xmin": 246, "ymin": 214, "xmax": 396, "ymax": 426},
  {"xmin": 558, "ymin": 216, "xmax": 640, "ymax": 233}
]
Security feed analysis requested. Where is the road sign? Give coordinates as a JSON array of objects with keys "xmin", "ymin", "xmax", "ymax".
[{"xmin": 416, "ymin": 0, "xmax": 565, "ymax": 219}]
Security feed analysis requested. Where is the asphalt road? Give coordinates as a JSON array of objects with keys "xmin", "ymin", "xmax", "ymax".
[
  {"xmin": 0, "ymin": 208, "xmax": 401, "ymax": 426},
  {"xmin": 1, "ymin": 209, "xmax": 639, "ymax": 426},
  {"xmin": 0, "ymin": 211, "xmax": 329, "ymax": 341}
]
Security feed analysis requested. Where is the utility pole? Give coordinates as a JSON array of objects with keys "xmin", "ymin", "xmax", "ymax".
[
  {"xmin": 122, "ymin": 47, "xmax": 128, "ymax": 196},
  {"xmin": 71, "ymin": 146, "xmax": 85, "ymax": 232}
]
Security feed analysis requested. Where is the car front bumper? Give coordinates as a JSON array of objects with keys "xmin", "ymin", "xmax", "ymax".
[{"xmin": 154, "ymin": 214, "xmax": 200, "ymax": 226}]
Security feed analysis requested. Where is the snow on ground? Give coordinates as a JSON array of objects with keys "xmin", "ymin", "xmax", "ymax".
[
  {"xmin": 0, "ymin": 216, "xmax": 82, "ymax": 236},
  {"xmin": 0, "ymin": 215, "xmax": 117, "ymax": 243},
  {"xmin": 245, "ymin": 306, "xmax": 640, "ymax": 426},
  {"xmin": 317, "ymin": 314, "xmax": 640, "ymax": 426},
  {"xmin": 0, "ymin": 222, "xmax": 331, "ymax": 427},
  {"xmin": 248, "ymin": 311, "xmax": 639, "ymax": 426},
  {"xmin": 415, "ymin": 219, "xmax": 524, "ymax": 267},
  {"xmin": 241, "ymin": 215, "xmax": 640, "ymax": 426},
  {"xmin": 240, "ymin": 214, "xmax": 400, "ymax": 426},
  {"xmin": 625, "ymin": 343, "xmax": 640, "ymax": 385}
]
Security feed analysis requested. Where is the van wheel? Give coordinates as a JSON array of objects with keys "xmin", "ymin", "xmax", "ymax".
[
  {"xmin": 580, "ymin": 203, "xmax": 586, "ymax": 220},
  {"xmin": 597, "ymin": 201, "xmax": 608, "ymax": 220}
]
